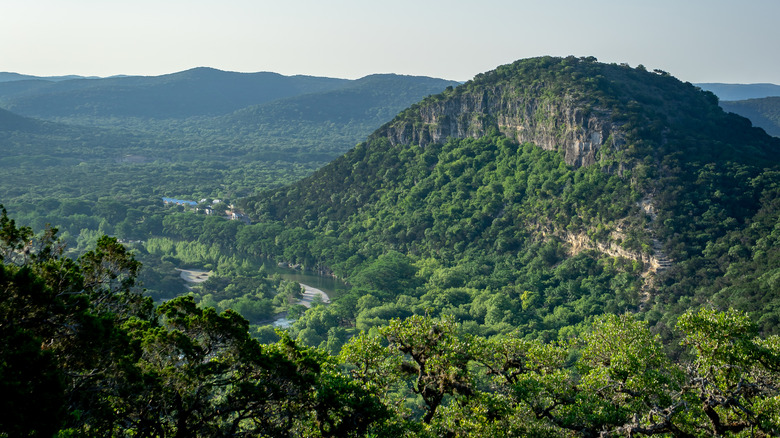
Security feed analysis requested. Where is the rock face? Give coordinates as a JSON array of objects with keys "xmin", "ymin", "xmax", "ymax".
[{"xmin": 375, "ymin": 85, "xmax": 625, "ymax": 168}]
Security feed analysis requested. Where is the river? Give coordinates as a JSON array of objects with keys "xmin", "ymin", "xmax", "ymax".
[
  {"xmin": 265, "ymin": 264, "xmax": 350, "ymax": 299},
  {"xmin": 264, "ymin": 264, "xmax": 350, "ymax": 328},
  {"xmin": 176, "ymin": 263, "xmax": 349, "ymax": 328}
]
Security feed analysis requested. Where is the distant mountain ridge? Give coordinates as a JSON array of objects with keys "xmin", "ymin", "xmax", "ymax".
[
  {"xmin": 222, "ymin": 74, "xmax": 459, "ymax": 130},
  {"xmin": 0, "ymin": 67, "xmax": 352, "ymax": 119},
  {"xmin": 0, "ymin": 68, "xmax": 460, "ymax": 127},
  {"xmin": 696, "ymin": 82, "xmax": 780, "ymax": 101},
  {"xmin": 0, "ymin": 72, "xmax": 101, "ymax": 82}
]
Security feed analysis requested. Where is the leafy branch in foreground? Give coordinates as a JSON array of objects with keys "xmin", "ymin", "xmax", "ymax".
[{"xmin": 340, "ymin": 312, "xmax": 780, "ymax": 437}]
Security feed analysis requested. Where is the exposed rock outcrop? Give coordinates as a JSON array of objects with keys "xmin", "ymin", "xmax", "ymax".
[
  {"xmin": 375, "ymin": 85, "xmax": 626, "ymax": 168},
  {"xmin": 560, "ymin": 195, "xmax": 674, "ymax": 309}
]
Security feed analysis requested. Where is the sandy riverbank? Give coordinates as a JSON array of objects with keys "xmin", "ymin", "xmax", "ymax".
[
  {"xmin": 176, "ymin": 268, "xmax": 212, "ymax": 290},
  {"xmin": 298, "ymin": 284, "xmax": 331, "ymax": 308}
]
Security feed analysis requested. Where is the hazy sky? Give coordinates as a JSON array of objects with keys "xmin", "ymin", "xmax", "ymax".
[{"xmin": 2, "ymin": 0, "xmax": 778, "ymax": 84}]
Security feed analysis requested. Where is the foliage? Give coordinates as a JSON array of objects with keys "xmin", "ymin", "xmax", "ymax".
[
  {"xmin": 337, "ymin": 312, "xmax": 780, "ymax": 437},
  {"xmin": 3, "ymin": 208, "xmax": 780, "ymax": 436},
  {"xmin": 239, "ymin": 56, "xmax": 780, "ymax": 349},
  {"xmin": 0, "ymin": 208, "xmax": 392, "ymax": 437}
]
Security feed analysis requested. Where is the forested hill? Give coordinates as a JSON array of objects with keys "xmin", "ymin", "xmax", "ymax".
[
  {"xmin": 721, "ymin": 96, "xmax": 780, "ymax": 137},
  {"xmin": 253, "ymin": 56, "xmax": 778, "ymax": 226},
  {"xmin": 0, "ymin": 107, "xmax": 48, "ymax": 132},
  {"xmin": 224, "ymin": 74, "xmax": 463, "ymax": 128},
  {"xmin": 0, "ymin": 72, "xmax": 98, "ymax": 82},
  {"xmin": 245, "ymin": 56, "xmax": 780, "ymax": 339},
  {"xmin": 0, "ymin": 69, "xmax": 460, "ymax": 124},
  {"xmin": 0, "ymin": 67, "xmax": 351, "ymax": 119}
]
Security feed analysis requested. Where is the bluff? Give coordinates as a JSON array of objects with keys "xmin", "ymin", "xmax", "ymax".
[
  {"xmin": 255, "ymin": 56, "xmax": 777, "ymax": 225},
  {"xmin": 245, "ymin": 56, "xmax": 780, "ymax": 339},
  {"xmin": 374, "ymin": 58, "xmax": 710, "ymax": 168},
  {"xmin": 374, "ymin": 73, "xmax": 620, "ymax": 167}
]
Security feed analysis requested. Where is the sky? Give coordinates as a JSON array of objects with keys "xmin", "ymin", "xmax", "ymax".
[{"xmin": 2, "ymin": 0, "xmax": 779, "ymax": 84}]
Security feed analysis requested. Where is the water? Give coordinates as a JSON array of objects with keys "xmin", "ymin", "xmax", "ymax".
[
  {"xmin": 266, "ymin": 264, "xmax": 350, "ymax": 299},
  {"xmin": 267, "ymin": 265, "xmax": 350, "ymax": 329},
  {"xmin": 273, "ymin": 318, "xmax": 294, "ymax": 328},
  {"xmin": 162, "ymin": 197, "xmax": 197, "ymax": 206}
]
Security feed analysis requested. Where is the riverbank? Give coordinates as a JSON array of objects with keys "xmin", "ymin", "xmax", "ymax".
[
  {"xmin": 298, "ymin": 284, "xmax": 330, "ymax": 308},
  {"xmin": 175, "ymin": 266, "xmax": 331, "ymax": 326},
  {"xmin": 271, "ymin": 283, "xmax": 331, "ymax": 328},
  {"xmin": 176, "ymin": 268, "xmax": 212, "ymax": 291},
  {"xmin": 266, "ymin": 264, "xmax": 350, "ymax": 300}
]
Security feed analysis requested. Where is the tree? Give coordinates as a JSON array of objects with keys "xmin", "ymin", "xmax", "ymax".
[
  {"xmin": 0, "ymin": 206, "xmax": 147, "ymax": 436},
  {"xmin": 380, "ymin": 315, "xmax": 474, "ymax": 424},
  {"xmin": 676, "ymin": 307, "xmax": 780, "ymax": 436},
  {"xmin": 0, "ymin": 265, "xmax": 66, "ymax": 437}
]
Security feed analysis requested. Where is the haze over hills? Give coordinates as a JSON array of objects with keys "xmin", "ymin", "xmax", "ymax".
[
  {"xmin": 0, "ymin": 72, "xmax": 101, "ymax": 82},
  {"xmin": 0, "ymin": 67, "xmax": 353, "ymax": 120},
  {"xmin": 225, "ymin": 74, "xmax": 460, "ymax": 127},
  {"xmin": 696, "ymin": 82, "xmax": 780, "ymax": 101},
  {"xmin": 0, "ymin": 107, "xmax": 49, "ymax": 132}
]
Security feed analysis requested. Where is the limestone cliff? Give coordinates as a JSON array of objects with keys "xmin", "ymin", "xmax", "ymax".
[{"xmin": 374, "ymin": 83, "xmax": 626, "ymax": 168}]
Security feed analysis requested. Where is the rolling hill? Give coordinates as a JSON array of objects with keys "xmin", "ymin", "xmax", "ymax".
[
  {"xmin": 720, "ymin": 96, "xmax": 780, "ymax": 137},
  {"xmin": 0, "ymin": 70, "xmax": 460, "ymax": 248},
  {"xmin": 0, "ymin": 67, "xmax": 351, "ymax": 119},
  {"xmin": 0, "ymin": 72, "xmax": 100, "ymax": 82}
]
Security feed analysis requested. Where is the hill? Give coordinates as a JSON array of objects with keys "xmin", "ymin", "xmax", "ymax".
[
  {"xmin": 0, "ymin": 67, "xmax": 351, "ymax": 119},
  {"xmin": 0, "ymin": 71, "xmax": 459, "ymax": 255},
  {"xmin": 206, "ymin": 74, "xmax": 461, "ymax": 159},
  {"xmin": 696, "ymin": 82, "xmax": 780, "ymax": 101},
  {"xmin": 226, "ymin": 74, "xmax": 461, "ymax": 127},
  {"xmin": 720, "ymin": 96, "xmax": 780, "ymax": 137},
  {"xmin": 0, "ymin": 107, "xmax": 163, "ymax": 197},
  {"xmin": 0, "ymin": 107, "xmax": 146, "ymax": 160},
  {"xmin": 0, "ymin": 107, "xmax": 48, "ymax": 132},
  {"xmin": 0, "ymin": 72, "xmax": 99, "ymax": 82},
  {"xmin": 243, "ymin": 56, "xmax": 780, "ymax": 342}
]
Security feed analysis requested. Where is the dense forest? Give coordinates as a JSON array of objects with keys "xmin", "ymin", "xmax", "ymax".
[
  {"xmin": 2, "ymin": 57, "xmax": 780, "ymax": 436},
  {"xmin": 2, "ymin": 210, "xmax": 779, "ymax": 436}
]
